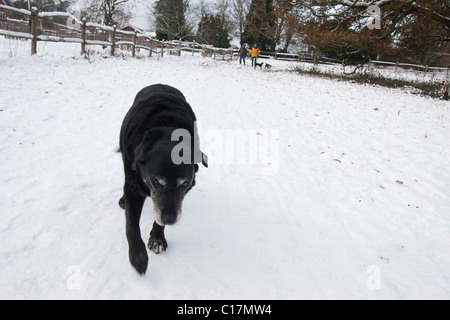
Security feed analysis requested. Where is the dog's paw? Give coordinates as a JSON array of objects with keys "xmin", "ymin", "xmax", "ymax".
[
  {"xmin": 129, "ymin": 245, "xmax": 148, "ymax": 275},
  {"xmin": 148, "ymin": 236, "xmax": 168, "ymax": 254}
]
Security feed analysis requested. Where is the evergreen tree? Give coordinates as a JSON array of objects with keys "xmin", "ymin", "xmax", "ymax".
[
  {"xmin": 196, "ymin": 14, "xmax": 231, "ymax": 48},
  {"xmin": 242, "ymin": 0, "xmax": 276, "ymax": 51},
  {"xmin": 154, "ymin": 0, "xmax": 190, "ymax": 41}
]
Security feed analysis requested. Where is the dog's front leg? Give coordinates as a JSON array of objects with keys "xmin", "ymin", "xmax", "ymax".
[
  {"xmin": 148, "ymin": 222, "xmax": 168, "ymax": 254},
  {"xmin": 124, "ymin": 189, "xmax": 148, "ymax": 275}
]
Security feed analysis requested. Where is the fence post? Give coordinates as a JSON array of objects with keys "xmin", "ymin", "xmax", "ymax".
[
  {"xmin": 424, "ymin": 64, "xmax": 428, "ymax": 77},
  {"xmin": 395, "ymin": 61, "xmax": 399, "ymax": 73},
  {"xmin": 30, "ymin": 7, "xmax": 39, "ymax": 55},
  {"xmin": 313, "ymin": 50, "xmax": 319, "ymax": 65},
  {"xmin": 110, "ymin": 25, "xmax": 117, "ymax": 57},
  {"xmin": 132, "ymin": 31, "xmax": 137, "ymax": 57},
  {"xmin": 443, "ymin": 66, "xmax": 449, "ymax": 100},
  {"xmin": 192, "ymin": 40, "xmax": 195, "ymax": 56},
  {"xmin": 80, "ymin": 18, "xmax": 87, "ymax": 56},
  {"xmin": 367, "ymin": 58, "xmax": 371, "ymax": 72},
  {"xmin": 178, "ymin": 40, "xmax": 181, "ymax": 56},
  {"xmin": 161, "ymin": 40, "xmax": 164, "ymax": 57},
  {"xmin": 149, "ymin": 38, "xmax": 153, "ymax": 57}
]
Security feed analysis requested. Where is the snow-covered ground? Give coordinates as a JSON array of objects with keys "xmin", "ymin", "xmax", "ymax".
[
  {"xmin": 1, "ymin": 36, "xmax": 447, "ymax": 85},
  {"xmin": 1, "ymin": 44, "xmax": 449, "ymax": 299},
  {"xmin": 290, "ymin": 59, "xmax": 448, "ymax": 85}
]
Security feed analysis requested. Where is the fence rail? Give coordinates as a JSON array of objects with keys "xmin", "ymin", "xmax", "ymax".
[
  {"xmin": 260, "ymin": 50, "xmax": 448, "ymax": 74},
  {"xmin": 0, "ymin": 4, "xmax": 231, "ymax": 58}
]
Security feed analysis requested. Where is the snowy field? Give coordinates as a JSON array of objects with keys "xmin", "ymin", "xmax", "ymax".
[
  {"xmin": 1, "ymin": 41, "xmax": 450, "ymax": 299},
  {"xmin": 293, "ymin": 61, "xmax": 448, "ymax": 85},
  {"xmin": 1, "ymin": 37, "xmax": 447, "ymax": 84}
]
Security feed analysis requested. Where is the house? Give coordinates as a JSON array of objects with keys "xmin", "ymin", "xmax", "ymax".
[
  {"xmin": 0, "ymin": 0, "xmax": 11, "ymax": 21},
  {"xmin": 121, "ymin": 25, "xmax": 145, "ymax": 35},
  {"xmin": 117, "ymin": 25, "xmax": 146, "ymax": 50}
]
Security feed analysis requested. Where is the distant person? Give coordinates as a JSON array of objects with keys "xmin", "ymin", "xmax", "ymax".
[
  {"xmin": 250, "ymin": 44, "xmax": 259, "ymax": 67},
  {"xmin": 238, "ymin": 45, "xmax": 247, "ymax": 65}
]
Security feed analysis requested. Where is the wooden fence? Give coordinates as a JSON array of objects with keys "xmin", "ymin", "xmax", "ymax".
[
  {"xmin": 260, "ymin": 50, "xmax": 449, "ymax": 75},
  {"xmin": 0, "ymin": 4, "xmax": 238, "ymax": 59}
]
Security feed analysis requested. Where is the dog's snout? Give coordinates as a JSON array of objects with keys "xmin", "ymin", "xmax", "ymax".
[
  {"xmin": 153, "ymin": 200, "xmax": 182, "ymax": 226},
  {"xmin": 161, "ymin": 213, "xmax": 178, "ymax": 226}
]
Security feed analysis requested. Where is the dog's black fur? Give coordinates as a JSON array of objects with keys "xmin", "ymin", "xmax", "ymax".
[
  {"xmin": 264, "ymin": 63, "xmax": 272, "ymax": 70},
  {"xmin": 254, "ymin": 61, "xmax": 264, "ymax": 69},
  {"xmin": 119, "ymin": 84, "xmax": 207, "ymax": 275}
]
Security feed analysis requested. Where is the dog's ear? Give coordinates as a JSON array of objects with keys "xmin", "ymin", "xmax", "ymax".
[
  {"xmin": 191, "ymin": 123, "xmax": 208, "ymax": 168},
  {"xmin": 201, "ymin": 152, "xmax": 208, "ymax": 168},
  {"xmin": 192, "ymin": 151, "xmax": 208, "ymax": 168},
  {"xmin": 191, "ymin": 152, "xmax": 207, "ymax": 169},
  {"xmin": 131, "ymin": 129, "xmax": 165, "ymax": 171},
  {"xmin": 192, "ymin": 146, "xmax": 208, "ymax": 168}
]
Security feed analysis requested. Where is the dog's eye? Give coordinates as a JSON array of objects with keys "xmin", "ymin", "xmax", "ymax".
[
  {"xmin": 151, "ymin": 178, "xmax": 160, "ymax": 186},
  {"xmin": 181, "ymin": 181, "xmax": 189, "ymax": 188}
]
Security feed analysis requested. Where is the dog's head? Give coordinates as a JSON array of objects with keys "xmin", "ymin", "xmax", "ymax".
[{"xmin": 131, "ymin": 127, "xmax": 207, "ymax": 226}]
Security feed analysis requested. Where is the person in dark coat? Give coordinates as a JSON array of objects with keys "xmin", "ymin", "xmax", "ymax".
[{"xmin": 238, "ymin": 45, "xmax": 247, "ymax": 65}]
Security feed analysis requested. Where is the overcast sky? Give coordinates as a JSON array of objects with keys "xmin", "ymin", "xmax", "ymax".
[
  {"xmin": 131, "ymin": 0, "xmax": 152, "ymax": 30},
  {"xmin": 131, "ymin": 0, "xmax": 207, "ymax": 31},
  {"xmin": 69, "ymin": 0, "xmax": 206, "ymax": 31}
]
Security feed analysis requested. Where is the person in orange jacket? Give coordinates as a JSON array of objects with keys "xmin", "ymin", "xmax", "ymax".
[{"xmin": 250, "ymin": 44, "xmax": 259, "ymax": 67}]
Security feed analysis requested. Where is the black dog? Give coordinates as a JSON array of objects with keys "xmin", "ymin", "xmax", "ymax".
[
  {"xmin": 119, "ymin": 84, "xmax": 208, "ymax": 275},
  {"xmin": 254, "ymin": 61, "xmax": 264, "ymax": 69},
  {"xmin": 264, "ymin": 63, "xmax": 272, "ymax": 70}
]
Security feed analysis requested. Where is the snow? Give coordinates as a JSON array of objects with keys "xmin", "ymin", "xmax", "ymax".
[
  {"xmin": 37, "ymin": 35, "xmax": 83, "ymax": 43},
  {"xmin": 38, "ymin": 11, "xmax": 82, "ymax": 26},
  {"xmin": 85, "ymin": 22, "xmax": 114, "ymax": 32},
  {"xmin": 0, "ymin": 43, "xmax": 450, "ymax": 299},
  {"xmin": 0, "ymin": 29, "xmax": 33, "ymax": 40},
  {"xmin": 293, "ymin": 60, "xmax": 448, "ymax": 84},
  {"xmin": 0, "ymin": 4, "xmax": 31, "ymax": 16}
]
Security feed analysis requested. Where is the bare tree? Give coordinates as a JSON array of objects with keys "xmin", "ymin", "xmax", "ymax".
[
  {"xmin": 280, "ymin": 4, "xmax": 309, "ymax": 52},
  {"xmin": 194, "ymin": 0, "xmax": 211, "ymax": 42},
  {"xmin": 84, "ymin": 0, "xmax": 134, "ymax": 27},
  {"xmin": 298, "ymin": 0, "xmax": 449, "ymax": 65},
  {"xmin": 10, "ymin": 0, "xmax": 69, "ymax": 11},
  {"xmin": 154, "ymin": 0, "xmax": 192, "ymax": 40},
  {"xmin": 231, "ymin": 0, "xmax": 250, "ymax": 43},
  {"xmin": 213, "ymin": 0, "xmax": 234, "ymax": 40}
]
